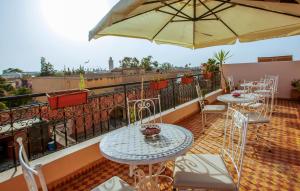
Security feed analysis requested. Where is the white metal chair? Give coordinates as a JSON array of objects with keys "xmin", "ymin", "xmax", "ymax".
[
  {"xmin": 173, "ymin": 107, "xmax": 248, "ymax": 190},
  {"xmin": 126, "ymin": 96, "xmax": 163, "ymax": 177},
  {"xmin": 126, "ymin": 95, "xmax": 162, "ymax": 126},
  {"xmin": 246, "ymin": 85, "xmax": 275, "ymax": 151},
  {"xmin": 227, "ymin": 76, "xmax": 248, "ymax": 94},
  {"xmin": 17, "ymin": 137, "xmax": 133, "ymax": 191},
  {"xmin": 17, "ymin": 137, "xmax": 48, "ymax": 191},
  {"xmin": 196, "ymin": 83, "xmax": 226, "ymax": 130}
]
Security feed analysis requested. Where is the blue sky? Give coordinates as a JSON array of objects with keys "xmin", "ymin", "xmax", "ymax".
[{"xmin": 1, "ymin": 0, "xmax": 300, "ymax": 73}]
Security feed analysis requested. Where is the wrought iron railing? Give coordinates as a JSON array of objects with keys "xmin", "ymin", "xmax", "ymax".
[{"xmin": 0, "ymin": 72, "xmax": 220, "ymax": 172}]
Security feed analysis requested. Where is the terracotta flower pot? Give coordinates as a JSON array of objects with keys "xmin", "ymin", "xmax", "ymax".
[
  {"xmin": 181, "ymin": 77, "xmax": 194, "ymax": 84},
  {"xmin": 291, "ymin": 88, "xmax": 300, "ymax": 100},
  {"xmin": 203, "ymin": 72, "xmax": 213, "ymax": 79},
  {"xmin": 47, "ymin": 89, "xmax": 88, "ymax": 110},
  {"xmin": 150, "ymin": 80, "xmax": 168, "ymax": 90}
]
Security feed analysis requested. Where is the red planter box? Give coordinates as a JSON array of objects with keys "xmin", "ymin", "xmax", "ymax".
[
  {"xmin": 47, "ymin": 89, "xmax": 88, "ymax": 110},
  {"xmin": 181, "ymin": 77, "xmax": 194, "ymax": 84},
  {"xmin": 203, "ymin": 72, "xmax": 213, "ymax": 79},
  {"xmin": 150, "ymin": 80, "xmax": 169, "ymax": 90}
]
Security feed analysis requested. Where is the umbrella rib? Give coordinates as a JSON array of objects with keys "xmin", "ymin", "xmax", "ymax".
[
  {"xmin": 159, "ymin": 0, "xmax": 193, "ymax": 19},
  {"xmin": 197, "ymin": 1, "xmax": 227, "ymax": 19},
  {"xmin": 197, "ymin": 4, "xmax": 235, "ymax": 20},
  {"xmin": 152, "ymin": 0, "xmax": 192, "ymax": 40},
  {"xmin": 112, "ymin": 0, "xmax": 183, "ymax": 25},
  {"xmin": 198, "ymin": 0, "xmax": 238, "ymax": 37},
  {"xmin": 215, "ymin": 0, "xmax": 300, "ymax": 19},
  {"xmin": 157, "ymin": 10, "xmax": 191, "ymax": 20}
]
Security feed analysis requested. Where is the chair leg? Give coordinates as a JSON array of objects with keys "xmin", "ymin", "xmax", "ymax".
[{"xmin": 201, "ymin": 112, "xmax": 205, "ymax": 132}]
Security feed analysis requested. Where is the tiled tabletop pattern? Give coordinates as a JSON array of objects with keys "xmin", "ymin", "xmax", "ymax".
[{"xmin": 51, "ymin": 100, "xmax": 300, "ymax": 191}]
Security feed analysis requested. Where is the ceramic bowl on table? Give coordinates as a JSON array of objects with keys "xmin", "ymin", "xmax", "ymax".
[
  {"xmin": 232, "ymin": 92, "xmax": 241, "ymax": 98},
  {"xmin": 140, "ymin": 124, "xmax": 161, "ymax": 137}
]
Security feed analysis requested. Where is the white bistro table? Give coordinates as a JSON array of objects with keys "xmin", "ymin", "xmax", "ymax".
[
  {"xmin": 217, "ymin": 93, "xmax": 258, "ymax": 105},
  {"xmin": 99, "ymin": 123, "xmax": 193, "ymax": 188}
]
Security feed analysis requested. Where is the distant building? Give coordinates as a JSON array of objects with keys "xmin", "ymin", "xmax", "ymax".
[
  {"xmin": 258, "ymin": 55, "xmax": 293, "ymax": 62},
  {"xmin": 109, "ymin": 57, "xmax": 114, "ymax": 70},
  {"xmin": 1, "ymin": 72, "xmax": 23, "ymax": 79},
  {"xmin": 111, "ymin": 67, "xmax": 145, "ymax": 75}
]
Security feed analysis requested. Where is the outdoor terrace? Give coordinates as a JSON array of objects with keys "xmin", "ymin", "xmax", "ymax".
[{"xmin": 50, "ymin": 99, "xmax": 300, "ymax": 191}]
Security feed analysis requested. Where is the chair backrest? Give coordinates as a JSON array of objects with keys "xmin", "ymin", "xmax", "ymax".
[
  {"xmin": 126, "ymin": 96, "xmax": 162, "ymax": 126},
  {"xmin": 227, "ymin": 76, "xmax": 235, "ymax": 92},
  {"xmin": 195, "ymin": 83, "xmax": 205, "ymax": 109},
  {"xmin": 17, "ymin": 137, "xmax": 48, "ymax": 191},
  {"xmin": 221, "ymin": 107, "xmax": 248, "ymax": 189}
]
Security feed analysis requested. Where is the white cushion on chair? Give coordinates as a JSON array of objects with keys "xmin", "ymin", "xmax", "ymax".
[
  {"xmin": 247, "ymin": 112, "xmax": 270, "ymax": 124},
  {"xmin": 173, "ymin": 154, "xmax": 236, "ymax": 190},
  {"xmin": 240, "ymin": 102, "xmax": 263, "ymax": 109},
  {"xmin": 91, "ymin": 176, "xmax": 134, "ymax": 191},
  {"xmin": 203, "ymin": 105, "xmax": 226, "ymax": 112}
]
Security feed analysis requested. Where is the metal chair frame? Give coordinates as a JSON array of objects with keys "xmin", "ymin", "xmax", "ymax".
[
  {"xmin": 126, "ymin": 95, "xmax": 162, "ymax": 126},
  {"xmin": 17, "ymin": 137, "xmax": 48, "ymax": 191}
]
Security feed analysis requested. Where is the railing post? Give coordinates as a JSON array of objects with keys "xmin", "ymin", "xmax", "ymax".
[
  {"xmin": 124, "ymin": 84, "xmax": 128, "ymax": 125},
  {"xmin": 172, "ymin": 79, "xmax": 176, "ymax": 109}
]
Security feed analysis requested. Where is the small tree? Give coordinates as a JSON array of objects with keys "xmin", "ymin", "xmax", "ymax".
[
  {"xmin": 214, "ymin": 50, "xmax": 231, "ymax": 91},
  {"xmin": 160, "ymin": 62, "xmax": 173, "ymax": 71},
  {"xmin": 140, "ymin": 56, "xmax": 159, "ymax": 71},
  {"xmin": 40, "ymin": 57, "xmax": 55, "ymax": 76},
  {"xmin": 5, "ymin": 87, "xmax": 32, "ymax": 107}
]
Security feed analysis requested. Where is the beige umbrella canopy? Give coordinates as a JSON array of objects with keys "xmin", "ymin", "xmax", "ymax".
[{"xmin": 89, "ymin": 0, "xmax": 300, "ymax": 49}]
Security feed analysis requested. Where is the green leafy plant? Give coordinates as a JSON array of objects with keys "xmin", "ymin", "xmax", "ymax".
[
  {"xmin": 291, "ymin": 79, "xmax": 300, "ymax": 91},
  {"xmin": 214, "ymin": 50, "xmax": 232, "ymax": 91},
  {"xmin": 79, "ymin": 73, "xmax": 85, "ymax": 90}
]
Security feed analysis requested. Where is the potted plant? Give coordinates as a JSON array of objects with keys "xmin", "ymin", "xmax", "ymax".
[
  {"xmin": 291, "ymin": 79, "xmax": 300, "ymax": 100},
  {"xmin": 214, "ymin": 50, "xmax": 232, "ymax": 92},
  {"xmin": 181, "ymin": 73, "xmax": 194, "ymax": 84},
  {"xmin": 47, "ymin": 74, "xmax": 88, "ymax": 109},
  {"xmin": 202, "ymin": 58, "xmax": 219, "ymax": 79},
  {"xmin": 150, "ymin": 77, "xmax": 169, "ymax": 90}
]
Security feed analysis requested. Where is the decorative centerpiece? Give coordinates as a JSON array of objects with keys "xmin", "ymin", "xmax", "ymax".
[
  {"xmin": 232, "ymin": 92, "xmax": 241, "ymax": 98},
  {"xmin": 140, "ymin": 124, "xmax": 161, "ymax": 137}
]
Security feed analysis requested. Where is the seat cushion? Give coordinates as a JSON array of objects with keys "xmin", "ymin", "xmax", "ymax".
[
  {"xmin": 240, "ymin": 102, "xmax": 263, "ymax": 109},
  {"xmin": 203, "ymin": 105, "xmax": 226, "ymax": 113},
  {"xmin": 173, "ymin": 154, "xmax": 236, "ymax": 191},
  {"xmin": 247, "ymin": 112, "xmax": 270, "ymax": 124},
  {"xmin": 91, "ymin": 176, "xmax": 134, "ymax": 191}
]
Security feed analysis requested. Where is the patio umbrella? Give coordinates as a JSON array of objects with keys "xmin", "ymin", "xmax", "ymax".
[{"xmin": 89, "ymin": 0, "xmax": 300, "ymax": 49}]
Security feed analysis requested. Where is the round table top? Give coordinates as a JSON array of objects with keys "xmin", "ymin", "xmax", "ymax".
[
  {"xmin": 99, "ymin": 123, "xmax": 194, "ymax": 165},
  {"xmin": 217, "ymin": 93, "xmax": 258, "ymax": 104}
]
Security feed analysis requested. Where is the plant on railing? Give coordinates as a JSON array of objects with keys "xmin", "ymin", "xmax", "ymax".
[
  {"xmin": 291, "ymin": 79, "xmax": 300, "ymax": 91},
  {"xmin": 202, "ymin": 58, "xmax": 219, "ymax": 79},
  {"xmin": 150, "ymin": 77, "xmax": 168, "ymax": 90},
  {"xmin": 291, "ymin": 79, "xmax": 300, "ymax": 100},
  {"xmin": 181, "ymin": 73, "xmax": 194, "ymax": 84},
  {"xmin": 214, "ymin": 50, "xmax": 232, "ymax": 92},
  {"xmin": 47, "ymin": 74, "xmax": 88, "ymax": 109}
]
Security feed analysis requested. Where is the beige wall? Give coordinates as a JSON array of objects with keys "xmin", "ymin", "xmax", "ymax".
[
  {"xmin": 223, "ymin": 61, "xmax": 300, "ymax": 99},
  {"xmin": 30, "ymin": 73, "xmax": 178, "ymax": 94}
]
